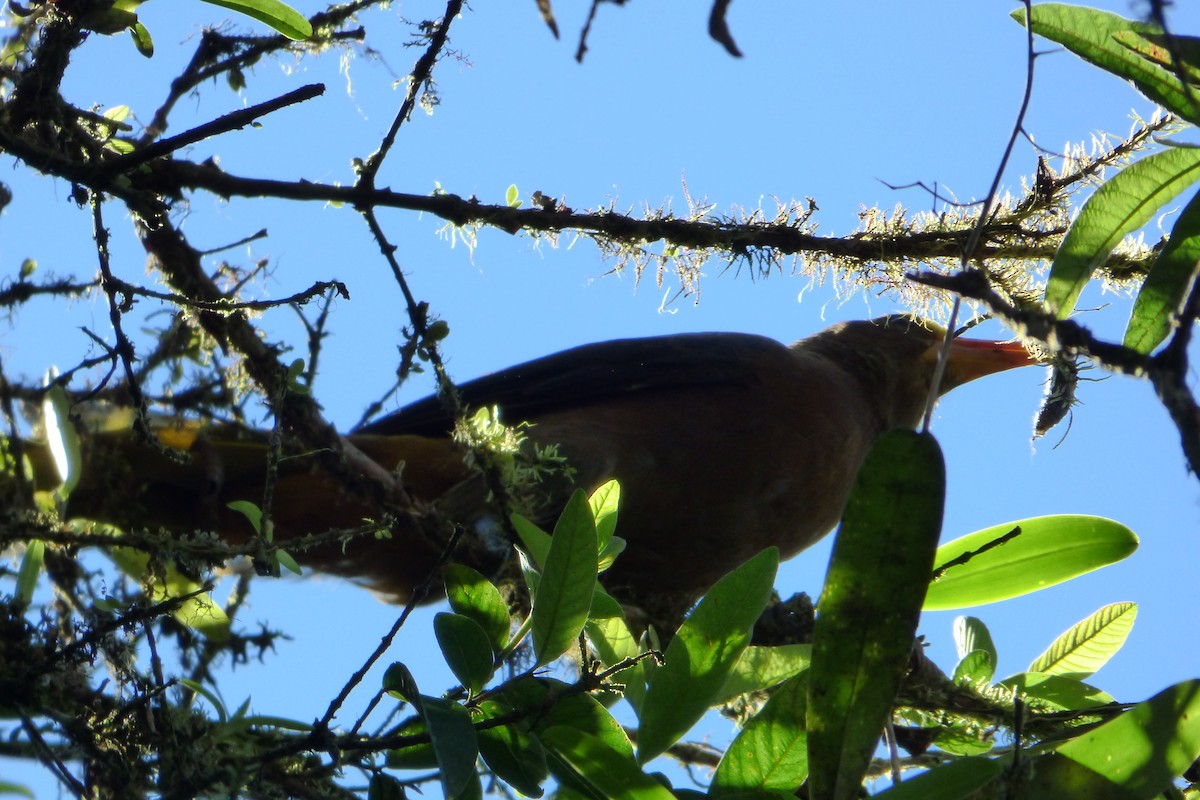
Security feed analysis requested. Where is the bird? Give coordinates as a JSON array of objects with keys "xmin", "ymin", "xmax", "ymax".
[{"xmin": 27, "ymin": 314, "xmax": 1033, "ymax": 619}]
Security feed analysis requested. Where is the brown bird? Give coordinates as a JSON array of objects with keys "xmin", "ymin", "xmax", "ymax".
[{"xmin": 29, "ymin": 315, "xmax": 1032, "ymax": 617}]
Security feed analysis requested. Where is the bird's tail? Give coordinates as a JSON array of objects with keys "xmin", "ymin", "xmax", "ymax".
[{"xmin": 9, "ymin": 411, "xmax": 477, "ymax": 602}]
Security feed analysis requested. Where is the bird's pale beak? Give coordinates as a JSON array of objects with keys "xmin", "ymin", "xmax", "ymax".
[{"xmin": 939, "ymin": 336, "xmax": 1036, "ymax": 388}]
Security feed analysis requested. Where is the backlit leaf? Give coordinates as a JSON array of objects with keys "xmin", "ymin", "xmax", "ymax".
[
  {"xmin": 1017, "ymin": 5, "xmax": 1200, "ymax": 123},
  {"xmin": 925, "ymin": 516, "xmax": 1137, "ymax": 611},
  {"xmin": 444, "ymin": 563, "xmax": 511, "ymax": 656},
  {"xmin": 1125, "ymin": 187, "xmax": 1200, "ymax": 353},
  {"xmin": 807, "ymin": 430, "xmax": 945, "ymax": 800},
  {"xmin": 1042, "ymin": 145, "xmax": 1200, "ymax": 317},
  {"xmin": 637, "ymin": 547, "xmax": 778, "ymax": 764},
  {"xmin": 1027, "ymin": 602, "xmax": 1137, "ymax": 679},
  {"xmin": 711, "ymin": 673, "xmax": 809, "ymax": 797},
  {"xmin": 532, "ymin": 490, "xmax": 597, "ymax": 666},
  {"xmin": 198, "ymin": 0, "xmax": 312, "ymax": 40}
]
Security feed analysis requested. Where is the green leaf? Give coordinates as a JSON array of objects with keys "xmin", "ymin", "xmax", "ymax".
[
  {"xmin": 275, "ymin": 549, "xmax": 302, "ymax": 575},
  {"xmin": 42, "ymin": 383, "xmax": 81, "ymax": 499},
  {"xmin": 128, "ymin": 20, "xmax": 153, "ymax": 56},
  {"xmin": 715, "ymin": 644, "xmax": 812, "ymax": 705},
  {"xmin": 952, "ymin": 650, "xmax": 994, "ymax": 687},
  {"xmin": 540, "ymin": 727, "xmax": 676, "ymax": 800},
  {"xmin": 953, "ymin": 615, "xmax": 996, "ymax": 663},
  {"xmin": 1023, "ymin": 753, "xmax": 1139, "ymax": 800},
  {"xmin": 1113, "ymin": 31, "xmax": 1200, "ymax": 87},
  {"xmin": 474, "ymin": 700, "xmax": 548, "ymax": 798},
  {"xmin": 1028, "ymin": 602, "xmax": 1137, "ymax": 679},
  {"xmin": 499, "ymin": 677, "xmax": 634, "ymax": 760},
  {"xmin": 807, "ymin": 430, "xmax": 945, "ymax": 800},
  {"xmin": 588, "ymin": 479, "xmax": 621, "ymax": 550},
  {"xmin": 711, "ymin": 673, "xmax": 809, "ymax": 797},
  {"xmin": 1043, "ymin": 144, "xmax": 1200, "ymax": 317},
  {"xmin": 109, "ymin": 547, "xmax": 231, "ymax": 641},
  {"xmin": 637, "ymin": 547, "xmax": 779, "ymax": 764},
  {"xmin": 932, "ymin": 727, "xmax": 994, "ymax": 757},
  {"xmin": 434, "ymin": 612, "xmax": 495, "ymax": 695},
  {"xmin": 506, "ymin": 183, "xmax": 522, "ymax": 208},
  {"xmin": 197, "ymin": 0, "xmax": 313, "ymax": 40},
  {"xmin": 512, "ymin": 513, "xmax": 552, "ymax": 568},
  {"xmin": 179, "ymin": 679, "xmax": 229, "ymax": 722},
  {"xmin": 444, "ymin": 563, "xmax": 511, "ymax": 656},
  {"xmin": 422, "ymin": 696, "xmax": 479, "ymax": 800},
  {"xmin": 384, "ymin": 718, "xmax": 438, "ymax": 770},
  {"xmin": 285, "ymin": 358, "xmax": 309, "ymax": 394},
  {"xmin": 0, "ymin": 782, "xmax": 36, "ymax": 799},
  {"xmin": 532, "ymin": 490, "xmax": 598, "ymax": 666},
  {"xmin": 597, "ymin": 535, "xmax": 626, "ymax": 573},
  {"xmin": 1017, "ymin": 5, "xmax": 1200, "ymax": 124},
  {"xmin": 227, "ymin": 500, "xmax": 263, "ymax": 536},
  {"xmin": 382, "ymin": 661, "xmax": 420, "ymax": 703},
  {"xmin": 870, "ymin": 756, "xmax": 1003, "ymax": 800},
  {"xmin": 1125, "ymin": 187, "xmax": 1200, "ymax": 352},
  {"xmin": 15, "ymin": 540, "xmax": 44, "ymax": 606},
  {"xmin": 1027, "ymin": 679, "xmax": 1200, "ymax": 800},
  {"xmin": 103, "ymin": 105, "xmax": 132, "ymax": 124},
  {"xmin": 924, "ymin": 515, "xmax": 1138, "ymax": 611},
  {"xmin": 583, "ymin": 610, "xmax": 647, "ymax": 714},
  {"xmin": 999, "ymin": 672, "xmax": 1115, "ymax": 712}
]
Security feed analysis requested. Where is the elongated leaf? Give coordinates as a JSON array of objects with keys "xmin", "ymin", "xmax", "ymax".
[
  {"xmin": 499, "ymin": 677, "xmax": 634, "ymax": 760},
  {"xmin": 383, "ymin": 666, "xmax": 438, "ymax": 770},
  {"xmin": 42, "ymin": 384, "xmax": 81, "ymax": 499},
  {"xmin": 109, "ymin": 546, "xmax": 231, "ymax": 641},
  {"xmin": 382, "ymin": 661, "xmax": 420, "ymax": 703},
  {"xmin": 1028, "ymin": 602, "xmax": 1137, "ymax": 679},
  {"xmin": 588, "ymin": 479, "xmax": 620, "ymax": 550},
  {"xmin": 637, "ymin": 547, "xmax": 778, "ymax": 764},
  {"xmin": 541, "ymin": 727, "xmax": 676, "ymax": 800},
  {"xmin": 511, "ymin": 514, "xmax": 552, "ymax": 568},
  {"xmin": 474, "ymin": 700, "xmax": 548, "ymax": 798},
  {"xmin": 924, "ymin": 515, "xmax": 1137, "ymax": 611},
  {"xmin": 1024, "ymin": 753, "xmax": 1139, "ymax": 800},
  {"xmin": 715, "ymin": 644, "xmax": 812, "ymax": 705},
  {"xmin": 423, "ymin": 696, "xmax": 479, "ymax": 800},
  {"xmin": 933, "ymin": 727, "xmax": 994, "ymax": 757},
  {"xmin": 444, "ymin": 563, "xmax": 511, "ymax": 656},
  {"xmin": 385, "ymin": 718, "xmax": 438, "ymax": 770},
  {"xmin": 434, "ymin": 612, "xmax": 495, "ymax": 695},
  {"xmin": 1017, "ymin": 5, "xmax": 1200, "ymax": 123},
  {"xmin": 584, "ymin": 611, "xmax": 646, "ymax": 714},
  {"xmin": 1044, "ymin": 145, "xmax": 1200, "ymax": 316},
  {"xmin": 199, "ymin": 0, "xmax": 312, "ymax": 40},
  {"xmin": 953, "ymin": 616, "xmax": 997, "ymax": 679},
  {"xmin": 1113, "ymin": 31, "xmax": 1200, "ymax": 86},
  {"xmin": 15, "ymin": 540, "xmax": 44, "ymax": 606},
  {"xmin": 870, "ymin": 756, "xmax": 1004, "ymax": 800},
  {"xmin": 1027, "ymin": 680, "xmax": 1200, "ymax": 800},
  {"xmin": 1125, "ymin": 187, "xmax": 1200, "ymax": 352},
  {"xmin": 999, "ymin": 672, "xmax": 1115, "ymax": 712},
  {"xmin": 532, "ymin": 490, "xmax": 598, "ymax": 666},
  {"xmin": 806, "ymin": 430, "xmax": 945, "ymax": 800},
  {"xmin": 952, "ymin": 650, "xmax": 994, "ymax": 687},
  {"xmin": 711, "ymin": 673, "xmax": 809, "ymax": 797}
]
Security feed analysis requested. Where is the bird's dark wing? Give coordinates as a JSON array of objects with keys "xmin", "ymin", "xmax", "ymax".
[{"xmin": 355, "ymin": 332, "xmax": 788, "ymax": 437}]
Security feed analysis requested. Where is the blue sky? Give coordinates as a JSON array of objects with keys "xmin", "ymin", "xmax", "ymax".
[{"xmin": 4, "ymin": 0, "xmax": 1200, "ymax": 794}]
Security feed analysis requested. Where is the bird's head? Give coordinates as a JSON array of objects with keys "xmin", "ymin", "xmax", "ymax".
[{"xmin": 800, "ymin": 314, "xmax": 1035, "ymax": 430}]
